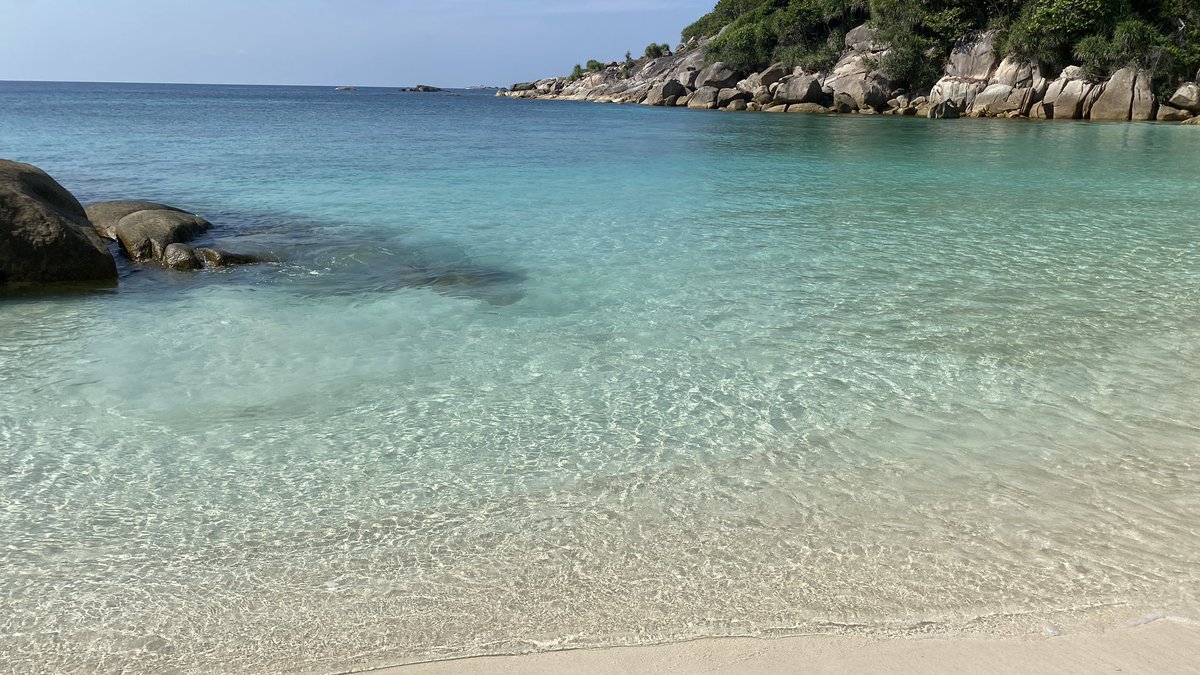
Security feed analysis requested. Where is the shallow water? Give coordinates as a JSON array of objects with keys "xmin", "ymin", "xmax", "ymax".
[{"xmin": 2, "ymin": 81, "xmax": 1200, "ymax": 673}]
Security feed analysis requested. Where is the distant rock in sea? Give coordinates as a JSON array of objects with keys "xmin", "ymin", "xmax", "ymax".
[
  {"xmin": 334, "ymin": 86, "xmax": 356, "ymax": 91},
  {"xmin": 399, "ymin": 85, "xmax": 443, "ymax": 93}
]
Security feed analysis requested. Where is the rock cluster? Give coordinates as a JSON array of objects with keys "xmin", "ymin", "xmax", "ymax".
[
  {"xmin": 501, "ymin": 25, "xmax": 1199, "ymax": 124},
  {"xmin": 87, "ymin": 201, "xmax": 265, "ymax": 272},
  {"xmin": 2, "ymin": 161, "xmax": 266, "ymax": 287}
]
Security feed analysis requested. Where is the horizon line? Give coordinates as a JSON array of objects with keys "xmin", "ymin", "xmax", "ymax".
[{"xmin": 0, "ymin": 77, "xmax": 509, "ymax": 89}]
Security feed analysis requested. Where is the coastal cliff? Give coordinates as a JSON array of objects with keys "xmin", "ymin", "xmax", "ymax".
[{"xmin": 500, "ymin": 1, "xmax": 1200, "ymax": 123}]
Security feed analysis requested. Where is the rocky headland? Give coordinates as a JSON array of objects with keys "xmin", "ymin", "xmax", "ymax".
[{"xmin": 499, "ymin": 25, "xmax": 1200, "ymax": 124}]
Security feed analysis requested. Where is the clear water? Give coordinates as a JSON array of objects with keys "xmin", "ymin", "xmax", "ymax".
[{"xmin": 2, "ymin": 81, "xmax": 1200, "ymax": 674}]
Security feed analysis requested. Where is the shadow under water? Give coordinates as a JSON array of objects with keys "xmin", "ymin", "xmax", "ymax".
[{"xmin": 39, "ymin": 207, "xmax": 529, "ymax": 307}]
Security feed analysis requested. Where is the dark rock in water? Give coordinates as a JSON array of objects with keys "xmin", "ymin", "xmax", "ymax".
[
  {"xmin": 114, "ymin": 209, "xmax": 212, "ymax": 262},
  {"xmin": 399, "ymin": 85, "xmax": 444, "ymax": 93},
  {"xmin": 195, "ymin": 247, "xmax": 266, "ymax": 268},
  {"xmin": 85, "ymin": 200, "xmax": 188, "ymax": 239},
  {"xmin": 0, "ymin": 159, "xmax": 118, "ymax": 284},
  {"xmin": 163, "ymin": 243, "xmax": 201, "ymax": 271},
  {"xmin": 334, "ymin": 86, "xmax": 356, "ymax": 91}
]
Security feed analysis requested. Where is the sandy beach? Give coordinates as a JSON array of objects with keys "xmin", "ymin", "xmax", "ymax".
[{"xmin": 368, "ymin": 619, "xmax": 1200, "ymax": 675}]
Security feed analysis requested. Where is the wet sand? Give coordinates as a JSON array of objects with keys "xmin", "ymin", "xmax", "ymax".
[{"xmin": 366, "ymin": 619, "xmax": 1200, "ymax": 675}]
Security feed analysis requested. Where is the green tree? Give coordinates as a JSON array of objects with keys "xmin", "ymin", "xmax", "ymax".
[{"xmin": 630, "ymin": 0, "xmax": 1198, "ymax": 91}]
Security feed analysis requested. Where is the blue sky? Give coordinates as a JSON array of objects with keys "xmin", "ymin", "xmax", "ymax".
[{"xmin": 0, "ymin": 0, "xmax": 714, "ymax": 87}]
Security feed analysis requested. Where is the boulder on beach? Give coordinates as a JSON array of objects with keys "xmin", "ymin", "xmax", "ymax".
[
  {"xmin": 1089, "ymin": 67, "xmax": 1147, "ymax": 121},
  {"xmin": 1169, "ymin": 83, "xmax": 1200, "ymax": 112},
  {"xmin": 717, "ymin": 88, "xmax": 751, "ymax": 108},
  {"xmin": 1156, "ymin": 104, "xmax": 1191, "ymax": 122},
  {"xmin": 787, "ymin": 102, "xmax": 833, "ymax": 114},
  {"xmin": 773, "ymin": 74, "xmax": 823, "ymax": 105},
  {"xmin": 695, "ymin": 62, "xmax": 740, "ymax": 90},
  {"xmin": 113, "ymin": 209, "xmax": 212, "ymax": 262},
  {"xmin": 0, "ymin": 159, "xmax": 117, "ymax": 284},
  {"xmin": 644, "ymin": 80, "xmax": 688, "ymax": 106},
  {"xmin": 687, "ymin": 86, "xmax": 721, "ymax": 110}
]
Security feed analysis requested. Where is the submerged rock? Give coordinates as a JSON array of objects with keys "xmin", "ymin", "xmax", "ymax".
[
  {"xmin": 195, "ymin": 247, "xmax": 267, "ymax": 268},
  {"xmin": 0, "ymin": 159, "xmax": 117, "ymax": 284}
]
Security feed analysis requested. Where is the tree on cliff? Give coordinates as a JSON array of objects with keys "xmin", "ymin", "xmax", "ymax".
[{"xmin": 684, "ymin": 0, "xmax": 1200, "ymax": 89}]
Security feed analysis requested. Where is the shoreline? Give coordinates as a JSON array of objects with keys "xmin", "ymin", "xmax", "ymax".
[
  {"xmin": 362, "ymin": 618, "xmax": 1200, "ymax": 674},
  {"xmin": 498, "ymin": 26, "xmax": 1200, "ymax": 125}
]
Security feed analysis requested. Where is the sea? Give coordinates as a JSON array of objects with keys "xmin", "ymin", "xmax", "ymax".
[{"xmin": 2, "ymin": 81, "xmax": 1199, "ymax": 674}]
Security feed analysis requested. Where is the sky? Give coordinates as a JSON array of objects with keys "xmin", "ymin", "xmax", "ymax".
[{"xmin": 0, "ymin": 0, "xmax": 715, "ymax": 87}]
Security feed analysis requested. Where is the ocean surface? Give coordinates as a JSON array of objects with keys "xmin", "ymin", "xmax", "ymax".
[{"xmin": 2, "ymin": 81, "xmax": 1199, "ymax": 674}]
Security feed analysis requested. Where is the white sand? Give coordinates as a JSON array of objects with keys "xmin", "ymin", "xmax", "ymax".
[{"xmin": 364, "ymin": 619, "xmax": 1200, "ymax": 674}]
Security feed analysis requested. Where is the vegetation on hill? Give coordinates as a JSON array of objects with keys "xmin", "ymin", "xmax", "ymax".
[{"xmin": 682, "ymin": 0, "xmax": 1200, "ymax": 89}]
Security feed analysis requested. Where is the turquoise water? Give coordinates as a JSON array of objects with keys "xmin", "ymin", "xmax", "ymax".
[{"xmin": 2, "ymin": 81, "xmax": 1200, "ymax": 673}]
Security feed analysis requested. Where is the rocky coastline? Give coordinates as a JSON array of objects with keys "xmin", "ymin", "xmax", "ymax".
[{"xmin": 499, "ymin": 26, "xmax": 1200, "ymax": 124}]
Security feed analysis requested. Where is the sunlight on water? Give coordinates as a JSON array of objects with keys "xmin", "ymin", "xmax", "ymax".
[{"xmin": 2, "ymin": 83, "xmax": 1200, "ymax": 673}]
